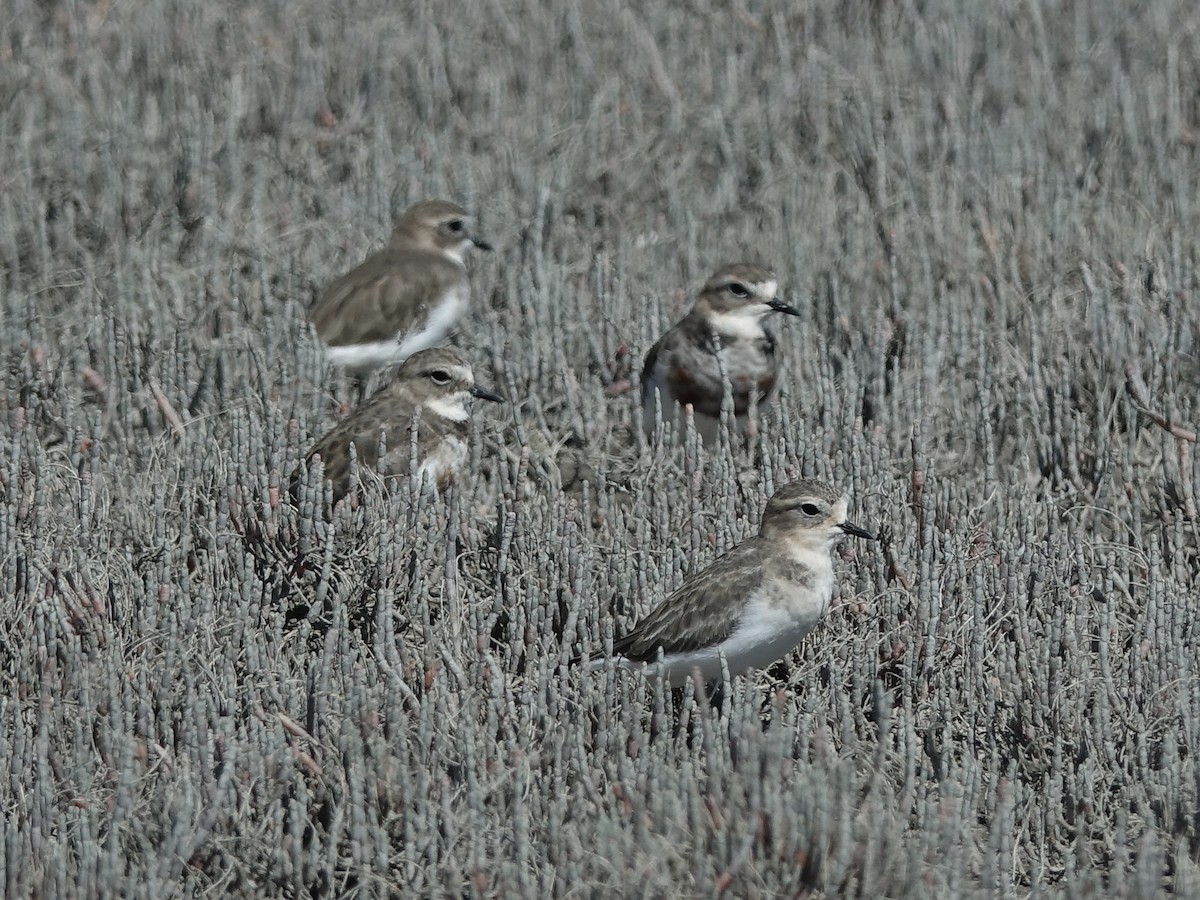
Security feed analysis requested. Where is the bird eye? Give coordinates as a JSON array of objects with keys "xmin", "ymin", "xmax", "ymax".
[
  {"xmin": 429, "ymin": 370, "xmax": 451, "ymax": 385},
  {"xmin": 445, "ymin": 220, "xmax": 464, "ymax": 234},
  {"xmin": 728, "ymin": 282, "xmax": 750, "ymax": 298},
  {"xmin": 800, "ymin": 502, "xmax": 821, "ymax": 516}
]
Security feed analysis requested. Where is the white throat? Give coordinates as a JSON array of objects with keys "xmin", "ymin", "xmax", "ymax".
[
  {"xmin": 439, "ymin": 241, "xmax": 471, "ymax": 265},
  {"xmin": 424, "ymin": 392, "xmax": 470, "ymax": 422},
  {"xmin": 707, "ymin": 306, "xmax": 771, "ymax": 340}
]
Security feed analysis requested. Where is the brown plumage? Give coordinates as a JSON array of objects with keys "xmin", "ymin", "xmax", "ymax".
[
  {"xmin": 591, "ymin": 479, "xmax": 874, "ymax": 686},
  {"xmin": 307, "ymin": 200, "xmax": 492, "ymax": 372},
  {"xmin": 609, "ymin": 547, "xmax": 769, "ymax": 660},
  {"xmin": 641, "ymin": 262, "xmax": 798, "ymax": 443},
  {"xmin": 291, "ymin": 347, "xmax": 502, "ymax": 506}
]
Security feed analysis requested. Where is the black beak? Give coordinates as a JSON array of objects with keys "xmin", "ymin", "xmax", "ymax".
[
  {"xmin": 470, "ymin": 383, "xmax": 504, "ymax": 403},
  {"xmin": 767, "ymin": 298, "xmax": 801, "ymax": 316},
  {"xmin": 839, "ymin": 520, "xmax": 875, "ymax": 541},
  {"xmin": 471, "ymin": 236, "xmax": 493, "ymax": 251}
]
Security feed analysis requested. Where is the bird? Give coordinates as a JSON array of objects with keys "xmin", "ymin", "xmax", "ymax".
[
  {"xmin": 291, "ymin": 347, "xmax": 502, "ymax": 506},
  {"xmin": 641, "ymin": 262, "xmax": 799, "ymax": 444},
  {"xmin": 589, "ymin": 479, "xmax": 873, "ymax": 687},
  {"xmin": 307, "ymin": 200, "xmax": 492, "ymax": 373}
]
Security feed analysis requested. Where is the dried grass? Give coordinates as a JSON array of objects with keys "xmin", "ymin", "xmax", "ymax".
[{"xmin": 2, "ymin": 0, "xmax": 1199, "ymax": 896}]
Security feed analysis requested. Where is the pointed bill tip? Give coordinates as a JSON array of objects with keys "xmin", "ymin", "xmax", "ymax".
[
  {"xmin": 472, "ymin": 236, "xmax": 493, "ymax": 251},
  {"xmin": 767, "ymin": 298, "xmax": 801, "ymax": 316},
  {"xmin": 470, "ymin": 383, "xmax": 504, "ymax": 403},
  {"xmin": 839, "ymin": 520, "xmax": 875, "ymax": 541}
]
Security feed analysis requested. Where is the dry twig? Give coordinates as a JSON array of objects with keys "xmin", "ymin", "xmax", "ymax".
[
  {"xmin": 1124, "ymin": 363, "xmax": 1198, "ymax": 443},
  {"xmin": 148, "ymin": 379, "xmax": 187, "ymax": 439}
]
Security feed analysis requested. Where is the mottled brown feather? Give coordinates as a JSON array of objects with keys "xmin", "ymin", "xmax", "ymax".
[
  {"xmin": 290, "ymin": 348, "xmax": 488, "ymax": 505},
  {"xmin": 645, "ymin": 312, "xmax": 780, "ymax": 418},
  {"xmin": 307, "ymin": 248, "xmax": 465, "ymax": 347},
  {"xmin": 293, "ymin": 401, "xmax": 468, "ymax": 505},
  {"xmin": 608, "ymin": 538, "xmax": 771, "ymax": 661}
]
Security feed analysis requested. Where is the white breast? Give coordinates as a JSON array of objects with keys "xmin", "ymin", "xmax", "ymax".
[
  {"xmin": 782, "ymin": 544, "xmax": 835, "ymax": 605},
  {"xmin": 718, "ymin": 340, "xmax": 773, "ymax": 381},
  {"xmin": 416, "ymin": 435, "xmax": 468, "ymax": 488}
]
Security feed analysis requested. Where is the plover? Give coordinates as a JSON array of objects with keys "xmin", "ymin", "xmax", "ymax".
[
  {"xmin": 590, "ymin": 479, "xmax": 873, "ymax": 687},
  {"xmin": 291, "ymin": 347, "xmax": 502, "ymax": 505},
  {"xmin": 641, "ymin": 263, "xmax": 799, "ymax": 443},
  {"xmin": 307, "ymin": 200, "xmax": 492, "ymax": 373}
]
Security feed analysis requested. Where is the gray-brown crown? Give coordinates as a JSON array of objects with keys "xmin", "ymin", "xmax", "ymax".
[
  {"xmin": 694, "ymin": 262, "xmax": 783, "ymax": 315},
  {"xmin": 389, "ymin": 347, "xmax": 493, "ymax": 404},
  {"xmin": 760, "ymin": 479, "xmax": 873, "ymax": 543},
  {"xmin": 388, "ymin": 200, "xmax": 489, "ymax": 254}
]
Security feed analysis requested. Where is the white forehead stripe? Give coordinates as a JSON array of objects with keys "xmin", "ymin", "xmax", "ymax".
[
  {"xmin": 832, "ymin": 497, "xmax": 849, "ymax": 523},
  {"xmin": 753, "ymin": 279, "xmax": 778, "ymax": 300}
]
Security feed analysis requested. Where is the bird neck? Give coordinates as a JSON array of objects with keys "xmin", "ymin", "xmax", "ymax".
[
  {"xmin": 698, "ymin": 306, "xmax": 768, "ymax": 341},
  {"xmin": 761, "ymin": 524, "xmax": 831, "ymax": 563}
]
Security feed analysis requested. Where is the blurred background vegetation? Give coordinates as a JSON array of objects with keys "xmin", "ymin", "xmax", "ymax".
[{"xmin": 2, "ymin": 0, "xmax": 1199, "ymax": 895}]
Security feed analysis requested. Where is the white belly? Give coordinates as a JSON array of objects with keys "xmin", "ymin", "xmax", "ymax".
[
  {"xmin": 324, "ymin": 339, "xmax": 410, "ymax": 372},
  {"xmin": 606, "ymin": 588, "xmax": 829, "ymax": 688},
  {"xmin": 322, "ymin": 286, "xmax": 468, "ymax": 372}
]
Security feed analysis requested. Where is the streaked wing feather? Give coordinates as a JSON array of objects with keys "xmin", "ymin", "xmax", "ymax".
[
  {"xmin": 309, "ymin": 250, "xmax": 462, "ymax": 345},
  {"xmin": 292, "ymin": 392, "xmax": 415, "ymax": 503},
  {"xmin": 610, "ymin": 540, "xmax": 768, "ymax": 661}
]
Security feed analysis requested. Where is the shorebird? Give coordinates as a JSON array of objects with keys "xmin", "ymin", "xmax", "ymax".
[
  {"xmin": 590, "ymin": 479, "xmax": 873, "ymax": 687},
  {"xmin": 641, "ymin": 263, "xmax": 798, "ymax": 443},
  {"xmin": 307, "ymin": 200, "xmax": 491, "ymax": 373},
  {"xmin": 291, "ymin": 347, "xmax": 502, "ymax": 506}
]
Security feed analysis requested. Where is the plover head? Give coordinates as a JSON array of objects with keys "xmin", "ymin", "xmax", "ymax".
[
  {"xmin": 760, "ymin": 479, "xmax": 875, "ymax": 548},
  {"xmin": 388, "ymin": 200, "xmax": 492, "ymax": 264},
  {"xmin": 694, "ymin": 262, "xmax": 799, "ymax": 329},
  {"xmin": 395, "ymin": 347, "xmax": 504, "ymax": 423}
]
